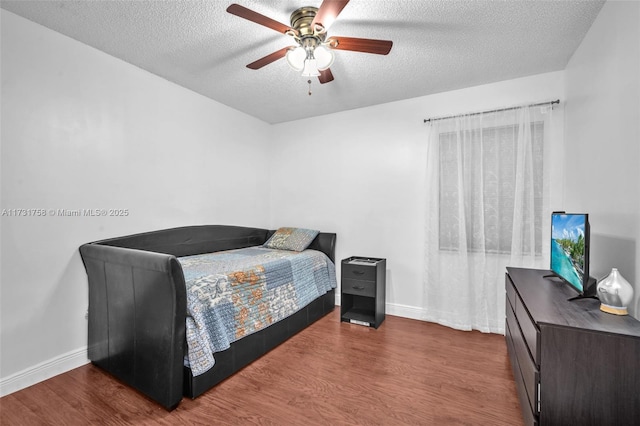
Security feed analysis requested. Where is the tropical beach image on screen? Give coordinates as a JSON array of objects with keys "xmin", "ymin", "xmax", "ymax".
[{"xmin": 551, "ymin": 214, "xmax": 586, "ymax": 292}]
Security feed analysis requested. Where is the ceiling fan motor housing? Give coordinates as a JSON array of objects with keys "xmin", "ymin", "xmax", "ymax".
[
  {"xmin": 289, "ymin": 7, "xmax": 327, "ymax": 43},
  {"xmin": 290, "ymin": 7, "xmax": 318, "ymax": 34}
]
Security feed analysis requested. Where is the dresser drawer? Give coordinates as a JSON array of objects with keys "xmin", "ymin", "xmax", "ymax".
[
  {"xmin": 342, "ymin": 278, "xmax": 376, "ymax": 297},
  {"xmin": 506, "ymin": 274, "xmax": 517, "ymax": 312},
  {"xmin": 342, "ymin": 262, "xmax": 377, "ymax": 281},
  {"xmin": 515, "ymin": 295, "xmax": 540, "ymax": 365},
  {"xmin": 506, "ymin": 320, "xmax": 539, "ymax": 426},
  {"xmin": 507, "ymin": 298, "xmax": 540, "ymax": 416}
]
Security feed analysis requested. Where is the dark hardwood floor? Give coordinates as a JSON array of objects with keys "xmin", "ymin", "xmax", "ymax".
[{"xmin": 0, "ymin": 310, "xmax": 523, "ymax": 425}]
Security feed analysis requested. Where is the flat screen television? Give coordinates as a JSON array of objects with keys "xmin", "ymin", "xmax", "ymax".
[{"xmin": 549, "ymin": 212, "xmax": 597, "ymax": 299}]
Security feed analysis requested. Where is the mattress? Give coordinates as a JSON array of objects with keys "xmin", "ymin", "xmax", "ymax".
[{"xmin": 178, "ymin": 246, "xmax": 336, "ymax": 376}]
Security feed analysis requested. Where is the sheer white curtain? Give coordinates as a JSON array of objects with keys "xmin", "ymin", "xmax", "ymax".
[{"xmin": 422, "ymin": 105, "xmax": 554, "ymax": 333}]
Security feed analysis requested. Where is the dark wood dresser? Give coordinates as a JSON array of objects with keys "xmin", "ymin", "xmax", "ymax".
[{"xmin": 505, "ymin": 267, "xmax": 640, "ymax": 426}]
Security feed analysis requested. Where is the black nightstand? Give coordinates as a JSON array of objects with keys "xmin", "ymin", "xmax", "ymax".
[{"xmin": 340, "ymin": 257, "xmax": 386, "ymax": 328}]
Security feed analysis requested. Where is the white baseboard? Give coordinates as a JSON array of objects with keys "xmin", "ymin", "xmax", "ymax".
[
  {"xmin": 385, "ymin": 302, "xmax": 425, "ymax": 321},
  {"xmin": 0, "ymin": 347, "xmax": 89, "ymax": 397}
]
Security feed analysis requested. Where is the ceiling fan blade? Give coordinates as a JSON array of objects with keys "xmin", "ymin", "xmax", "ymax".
[
  {"xmin": 329, "ymin": 36, "xmax": 393, "ymax": 55},
  {"xmin": 311, "ymin": 0, "xmax": 350, "ymax": 29},
  {"xmin": 318, "ymin": 68, "xmax": 334, "ymax": 84},
  {"xmin": 227, "ymin": 4, "xmax": 295, "ymax": 35},
  {"xmin": 246, "ymin": 47, "xmax": 291, "ymax": 70}
]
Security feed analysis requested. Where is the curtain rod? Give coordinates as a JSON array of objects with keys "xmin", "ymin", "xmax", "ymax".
[{"xmin": 423, "ymin": 99, "xmax": 560, "ymax": 123}]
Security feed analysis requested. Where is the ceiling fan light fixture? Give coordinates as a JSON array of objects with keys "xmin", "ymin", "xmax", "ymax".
[
  {"xmin": 301, "ymin": 58, "xmax": 320, "ymax": 77},
  {"xmin": 314, "ymin": 44, "xmax": 334, "ymax": 71},
  {"xmin": 286, "ymin": 46, "xmax": 306, "ymax": 71}
]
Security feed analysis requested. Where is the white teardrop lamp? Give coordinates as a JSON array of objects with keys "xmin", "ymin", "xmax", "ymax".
[
  {"xmin": 285, "ymin": 46, "xmax": 306, "ymax": 72},
  {"xmin": 313, "ymin": 44, "xmax": 334, "ymax": 70},
  {"xmin": 597, "ymin": 268, "xmax": 634, "ymax": 315}
]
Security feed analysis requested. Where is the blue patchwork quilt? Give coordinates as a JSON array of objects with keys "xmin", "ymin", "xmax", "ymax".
[{"xmin": 178, "ymin": 247, "xmax": 336, "ymax": 376}]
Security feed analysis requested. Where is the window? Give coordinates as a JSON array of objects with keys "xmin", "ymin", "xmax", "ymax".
[
  {"xmin": 423, "ymin": 104, "xmax": 555, "ymax": 333},
  {"xmin": 438, "ymin": 122, "xmax": 544, "ymax": 255}
]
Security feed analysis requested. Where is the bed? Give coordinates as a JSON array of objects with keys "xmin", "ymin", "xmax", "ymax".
[{"xmin": 79, "ymin": 225, "xmax": 336, "ymax": 410}]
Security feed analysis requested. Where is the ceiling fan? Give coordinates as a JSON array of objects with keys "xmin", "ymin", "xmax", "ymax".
[{"xmin": 226, "ymin": 0, "xmax": 393, "ymax": 85}]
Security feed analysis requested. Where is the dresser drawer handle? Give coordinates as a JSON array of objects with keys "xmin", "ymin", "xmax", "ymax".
[
  {"xmin": 352, "ymin": 270, "xmax": 365, "ymax": 275},
  {"xmin": 352, "ymin": 285, "xmax": 365, "ymax": 290}
]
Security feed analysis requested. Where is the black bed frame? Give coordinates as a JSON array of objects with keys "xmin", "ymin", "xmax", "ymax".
[{"xmin": 79, "ymin": 225, "xmax": 336, "ymax": 410}]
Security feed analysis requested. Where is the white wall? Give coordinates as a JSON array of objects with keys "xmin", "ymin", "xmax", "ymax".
[
  {"xmin": 0, "ymin": 10, "xmax": 272, "ymax": 394},
  {"xmin": 270, "ymin": 72, "xmax": 565, "ymax": 318},
  {"xmin": 564, "ymin": 0, "xmax": 640, "ymax": 317}
]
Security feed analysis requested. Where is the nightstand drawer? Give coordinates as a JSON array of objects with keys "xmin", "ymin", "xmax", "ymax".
[
  {"xmin": 342, "ymin": 279, "xmax": 376, "ymax": 297},
  {"xmin": 342, "ymin": 263, "xmax": 377, "ymax": 281}
]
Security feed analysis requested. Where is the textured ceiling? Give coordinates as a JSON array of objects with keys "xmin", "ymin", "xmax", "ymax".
[{"xmin": 1, "ymin": 0, "xmax": 605, "ymax": 124}]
